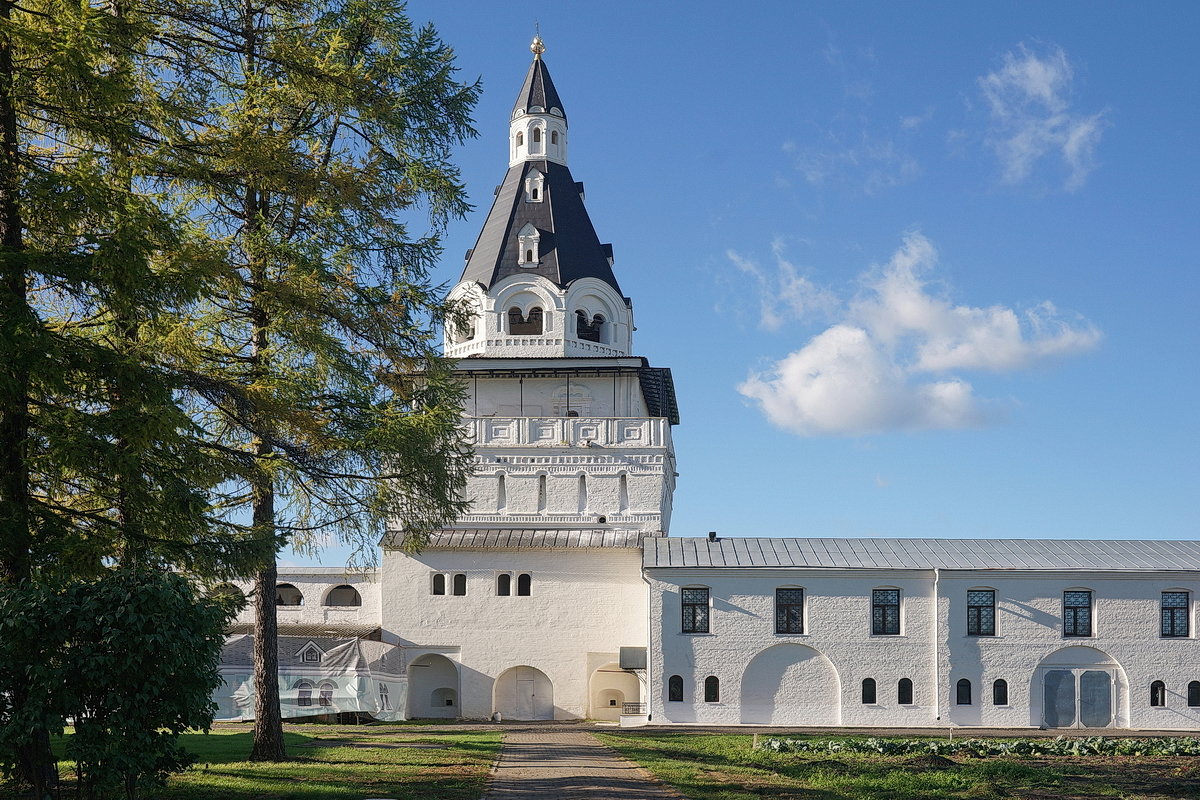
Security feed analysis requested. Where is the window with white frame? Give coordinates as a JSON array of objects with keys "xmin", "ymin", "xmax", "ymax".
[
  {"xmin": 967, "ymin": 589, "xmax": 996, "ymax": 636},
  {"xmin": 681, "ymin": 587, "xmax": 710, "ymax": 633},
  {"xmin": 1162, "ymin": 591, "xmax": 1189, "ymax": 637},
  {"xmin": 525, "ymin": 169, "xmax": 545, "ymax": 202},
  {"xmin": 517, "ymin": 222, "xmax": 540, "ymax": 265},
  {"xmin": 872, "ymin": 589, "xmax": 900, "ymax": 635},
  {"xmin": 775, "ymin": 588, "xmax": 804, "ymax": 634},
  {"xmin": 1064, "ymin": 590, "xmax": 1093, "ymax": 637}
]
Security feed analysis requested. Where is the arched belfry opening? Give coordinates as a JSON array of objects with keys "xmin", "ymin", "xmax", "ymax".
[{"xmin": 508, "ymin": 306, "xmax": 543, "ymax": 335}]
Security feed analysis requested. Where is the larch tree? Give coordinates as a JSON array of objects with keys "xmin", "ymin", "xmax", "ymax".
[
  {"xmin": 150, "ymin": 0, "xmax": 478, "ymax": 759},
  {"xmin": 0, "ymin": 0, "xmax": 269, "ymax": 791}
]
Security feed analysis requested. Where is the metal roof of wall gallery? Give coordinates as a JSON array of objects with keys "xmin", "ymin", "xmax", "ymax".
[{"xmin": 644, "ymin": 537, "xmax": 1200, "ymax": 571}]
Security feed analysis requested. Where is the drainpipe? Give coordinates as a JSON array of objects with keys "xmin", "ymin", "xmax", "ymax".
[
  {"xmin": 642, "ymin": 569, "xmax": 654, "ymax": 722},
  {"xmin": 933, "ymin": 567, "xmax": 941, "ymax": 723}
]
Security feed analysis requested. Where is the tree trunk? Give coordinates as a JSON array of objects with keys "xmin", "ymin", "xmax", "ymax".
[
  {"xmin": 0, "ymin": 0, "xmax": 58, "ymax": 794},
  {"xmin": 249, "ymin": 549, "xmax": 286, "ymax": 760}
]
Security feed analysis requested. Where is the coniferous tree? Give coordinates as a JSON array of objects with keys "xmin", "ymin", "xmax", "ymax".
[{"xmin": 149, "ymin": 0, "xmax": 478, "ymax": 759}]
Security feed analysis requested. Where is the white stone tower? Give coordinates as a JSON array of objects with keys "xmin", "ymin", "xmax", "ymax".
[{"xmin": 443, "ymin": 36, "xmax": 680, "ymax": 535}]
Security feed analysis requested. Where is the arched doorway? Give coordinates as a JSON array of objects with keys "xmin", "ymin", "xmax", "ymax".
[
  {"xmin": 588, "ymin": 663, "xmax": 640, "ymax": 722},
  {"xmin": 1034, "ymin": 646, "xmax": 1126, "ymax": 729},
  {"xmin": 740, "ymin": 643, "xmax": 840, "ymax": 725},
  {"xmin": 407, "ymin": 654, "xmax": 459, "ymax": 719},
  {"xmin": 494, "ymin": 665, "xmax": 554, "ymax": 720}
]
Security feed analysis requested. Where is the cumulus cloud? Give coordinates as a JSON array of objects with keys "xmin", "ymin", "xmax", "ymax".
[
  {"xmin": 728, "ymin": 241, "xmax": 839, "ymax": 331},
  {"xmin": 979, "ymin": 43, "xmax": 1107, "ymax": 190},
  {"xmin": 738, "ymin": 233, "xmax": 1101, "ymax": 436}
]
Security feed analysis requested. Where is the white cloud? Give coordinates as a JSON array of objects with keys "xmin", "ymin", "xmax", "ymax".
[
  {"xmin": 738, "ymin": 233, "xmax": 1101, "ymax": 436},
  {"xmin": 728, "ymin": 243, "xmax": 839, "ymax": 331},
  {"xmin": 979, "ymin": 43, "xmax": 1107, "ymax": 191}
]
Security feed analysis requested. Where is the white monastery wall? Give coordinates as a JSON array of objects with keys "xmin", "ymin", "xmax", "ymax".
[
  {"xmin": 381, "ymin": 546, "xmax": 648, "ymax": 720},
  {"xmin": 649, "ymin": 569, "xmax": 934, "ymax": 726},
  {"xmin": 228, "ymin": 567, "xmax": 381, "ymax": 629},
  {"xmin": 937, "ymin": 571, "xmax": 1200, "ymax": 730},
  {"xmin": 650, "ymin": 567, "xmax": 1200, "ymax": 730}
]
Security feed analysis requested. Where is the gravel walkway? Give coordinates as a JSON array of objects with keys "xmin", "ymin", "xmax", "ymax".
[{"xmin": 481, "ymin": 729, "xmax": 686, "ymax": 799}]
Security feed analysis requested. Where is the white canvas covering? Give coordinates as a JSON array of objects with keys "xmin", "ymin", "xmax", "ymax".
[{"xmin": 214, "ymin": 635, "xmax": 405, "ymax": 722}]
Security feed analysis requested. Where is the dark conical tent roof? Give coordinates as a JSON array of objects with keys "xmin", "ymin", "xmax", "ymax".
[
  {"xmin": 459, "ymin": 159, "xmax": 620, "ymax": 293},
  {"xmin": 513, "ymin": 56, "xmax": 565, "ymax": 121}
]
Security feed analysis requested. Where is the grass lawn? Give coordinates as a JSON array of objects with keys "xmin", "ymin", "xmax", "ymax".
[
  {"xmin": 596, "ymin": 732, "xmax": 1200, "ymax": 800},
  {"xmin": 2, "ymin": 723, "xmax": 500, "ymax": 800}
]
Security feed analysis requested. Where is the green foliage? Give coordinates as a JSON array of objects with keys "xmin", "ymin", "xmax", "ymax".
[
  {"xmin": 153, "ymin": 0, "xmax": 480, "ymax": 559},
  {"xmin": 0, "ymin": 569, "xmax": 237, "ymax": 798},
  {"xmin": 758, "ymin": 734, "xmax": 1200, "ymax": 758}
]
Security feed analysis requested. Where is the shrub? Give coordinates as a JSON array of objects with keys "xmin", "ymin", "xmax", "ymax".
[{"xmin": 0, "ymin": 569, "xmax": 237, "ymax": 799}]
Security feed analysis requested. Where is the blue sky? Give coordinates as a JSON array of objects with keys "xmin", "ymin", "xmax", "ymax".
[{"xmin": 288, "ymin": 2, "xmax": 1198, "ymax": 565}]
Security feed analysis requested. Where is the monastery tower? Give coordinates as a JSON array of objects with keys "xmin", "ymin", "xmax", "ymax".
[{"xmin": 442, "ymin": 36, "xmax": 680, "ymax": 534}]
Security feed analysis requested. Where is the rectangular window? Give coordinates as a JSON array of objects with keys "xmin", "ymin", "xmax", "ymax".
[
  {"xmin": 681, "ymin": 588, "xmax": 710, "ymax": 634},
  {"xmin": 967, "ymin": 590, "xmax": 996, "ymax": 636},
  {"xmin": 775, "ymin": 588, "xmax": 805, "ymax": 634},
  {"xmin": 872, "ymin": 589, "xmax": 901, "ymax": 635},
  {"xmin": 1063, "ymin": 590, "xmax": 1093, "ymax": 636},
  {"xmin": 1162, "ymin": 591, "xmax": 1189, "ymax": 637}
]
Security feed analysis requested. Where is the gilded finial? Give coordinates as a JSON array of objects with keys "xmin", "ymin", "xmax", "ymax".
[{"xmin": 531, "ymin": 26, "xmax": 545, "ymax": 59}]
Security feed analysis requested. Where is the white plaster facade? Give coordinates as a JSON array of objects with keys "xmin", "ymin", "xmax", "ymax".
[
  {"xmin": 215, "ymin": 41, "xmax": 1200, "ymax": 731},
  {"xmin": 648, "ymin": 565, "xmax": 1200, "ymax": 730}
]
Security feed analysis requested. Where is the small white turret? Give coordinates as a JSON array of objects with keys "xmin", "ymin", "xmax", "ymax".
[{"xmin": 509, "ymin": 36, "xmax": 568, "ymax": 167}]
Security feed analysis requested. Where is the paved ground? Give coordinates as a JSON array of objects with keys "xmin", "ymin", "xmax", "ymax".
[{"xmin": 481, "ymin": 729, "xmax": 686, "ymax": 799}]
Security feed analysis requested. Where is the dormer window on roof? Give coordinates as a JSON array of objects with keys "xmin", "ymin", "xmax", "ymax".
[
  {"xmin": 517, "ymin": 222, "xmax": 540, "ymax": 265},
  {"xmin": 298, "ymin": 642, "xmax": 323, "ymax": 663},
  {"xmin": 525, "ymin": 170, "xmax": 545, "ymax": 203}
]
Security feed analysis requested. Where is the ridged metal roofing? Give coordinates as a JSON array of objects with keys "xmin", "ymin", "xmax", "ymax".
[
  {"xmin": 513, "ymin": 56, "xmax": 565, "ymax": 120},
  {"xmin": 459, "ymin": 159, "xmax": 620, "ymax": 292},
  {"xmin": 643, "ymin": 537, "xmax": 1200, "ymax": 571},
  {"xmin": 387, "ymin": 528, "xmax": 651, "ymax": 550}
]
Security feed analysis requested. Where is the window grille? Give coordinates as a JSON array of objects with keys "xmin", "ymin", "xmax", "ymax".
[
  {"xmin": 956, "ymin": 678, "xmax": 972, "ymax": 705},
  {"xmin": 872, "ymin": 589, "xmax": 900, "ymax": 635},
  {"xmin": 667, "ymin": 675, "xmax": 683, "ymax": 702},
  {"xmin": 1064, "ymin": 591, "xmax": 1092, "ymax": 636},
  {"xmin": 1150, "ymin": 680, "xmax": 1166, "ymax": 707},
  {"xmin": 861, "ymin": 678, "xmax": 877, "ymax": 704},
  {"xmin": 898, "ymin": 678, "xmax": 913, "ymax": 705},
  {"xmin": 302, "ymin": 647, "xmax": 321, "ymax": 663},
  {"xmin": 1161, "ymin": 591, "xmax": 1189, "ymax": 637},
  {"xmin": 967, "ymin": 589, "xmax": 996, "ymax": 636},
  {"xmin": 993, "ymin": 679, "xmax": 1009, "ymax": 706},
  {"xmin": 704, "ymin": 676, "xmax": 720, "ymax": 703},
  {"xmin": 297, "ymin": 683, "xmax": 312, "ymax": 707},
  {"xmin": 774, "ymin": 588, "xmax": 805, "ymax": 634},
  {"xmin": 681, "ymin": 588, "xmax": 710, "ymax": 633}
]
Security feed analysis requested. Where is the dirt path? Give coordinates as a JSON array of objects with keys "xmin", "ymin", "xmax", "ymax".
[{"xmin": 482, "ymin": 730, "xmax": 686, "ymax": 799}]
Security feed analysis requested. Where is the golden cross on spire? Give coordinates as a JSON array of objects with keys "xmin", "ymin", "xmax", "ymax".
[{"xmin": 531, "ymin": 23, "xmax": 545, "ymax": 59}]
